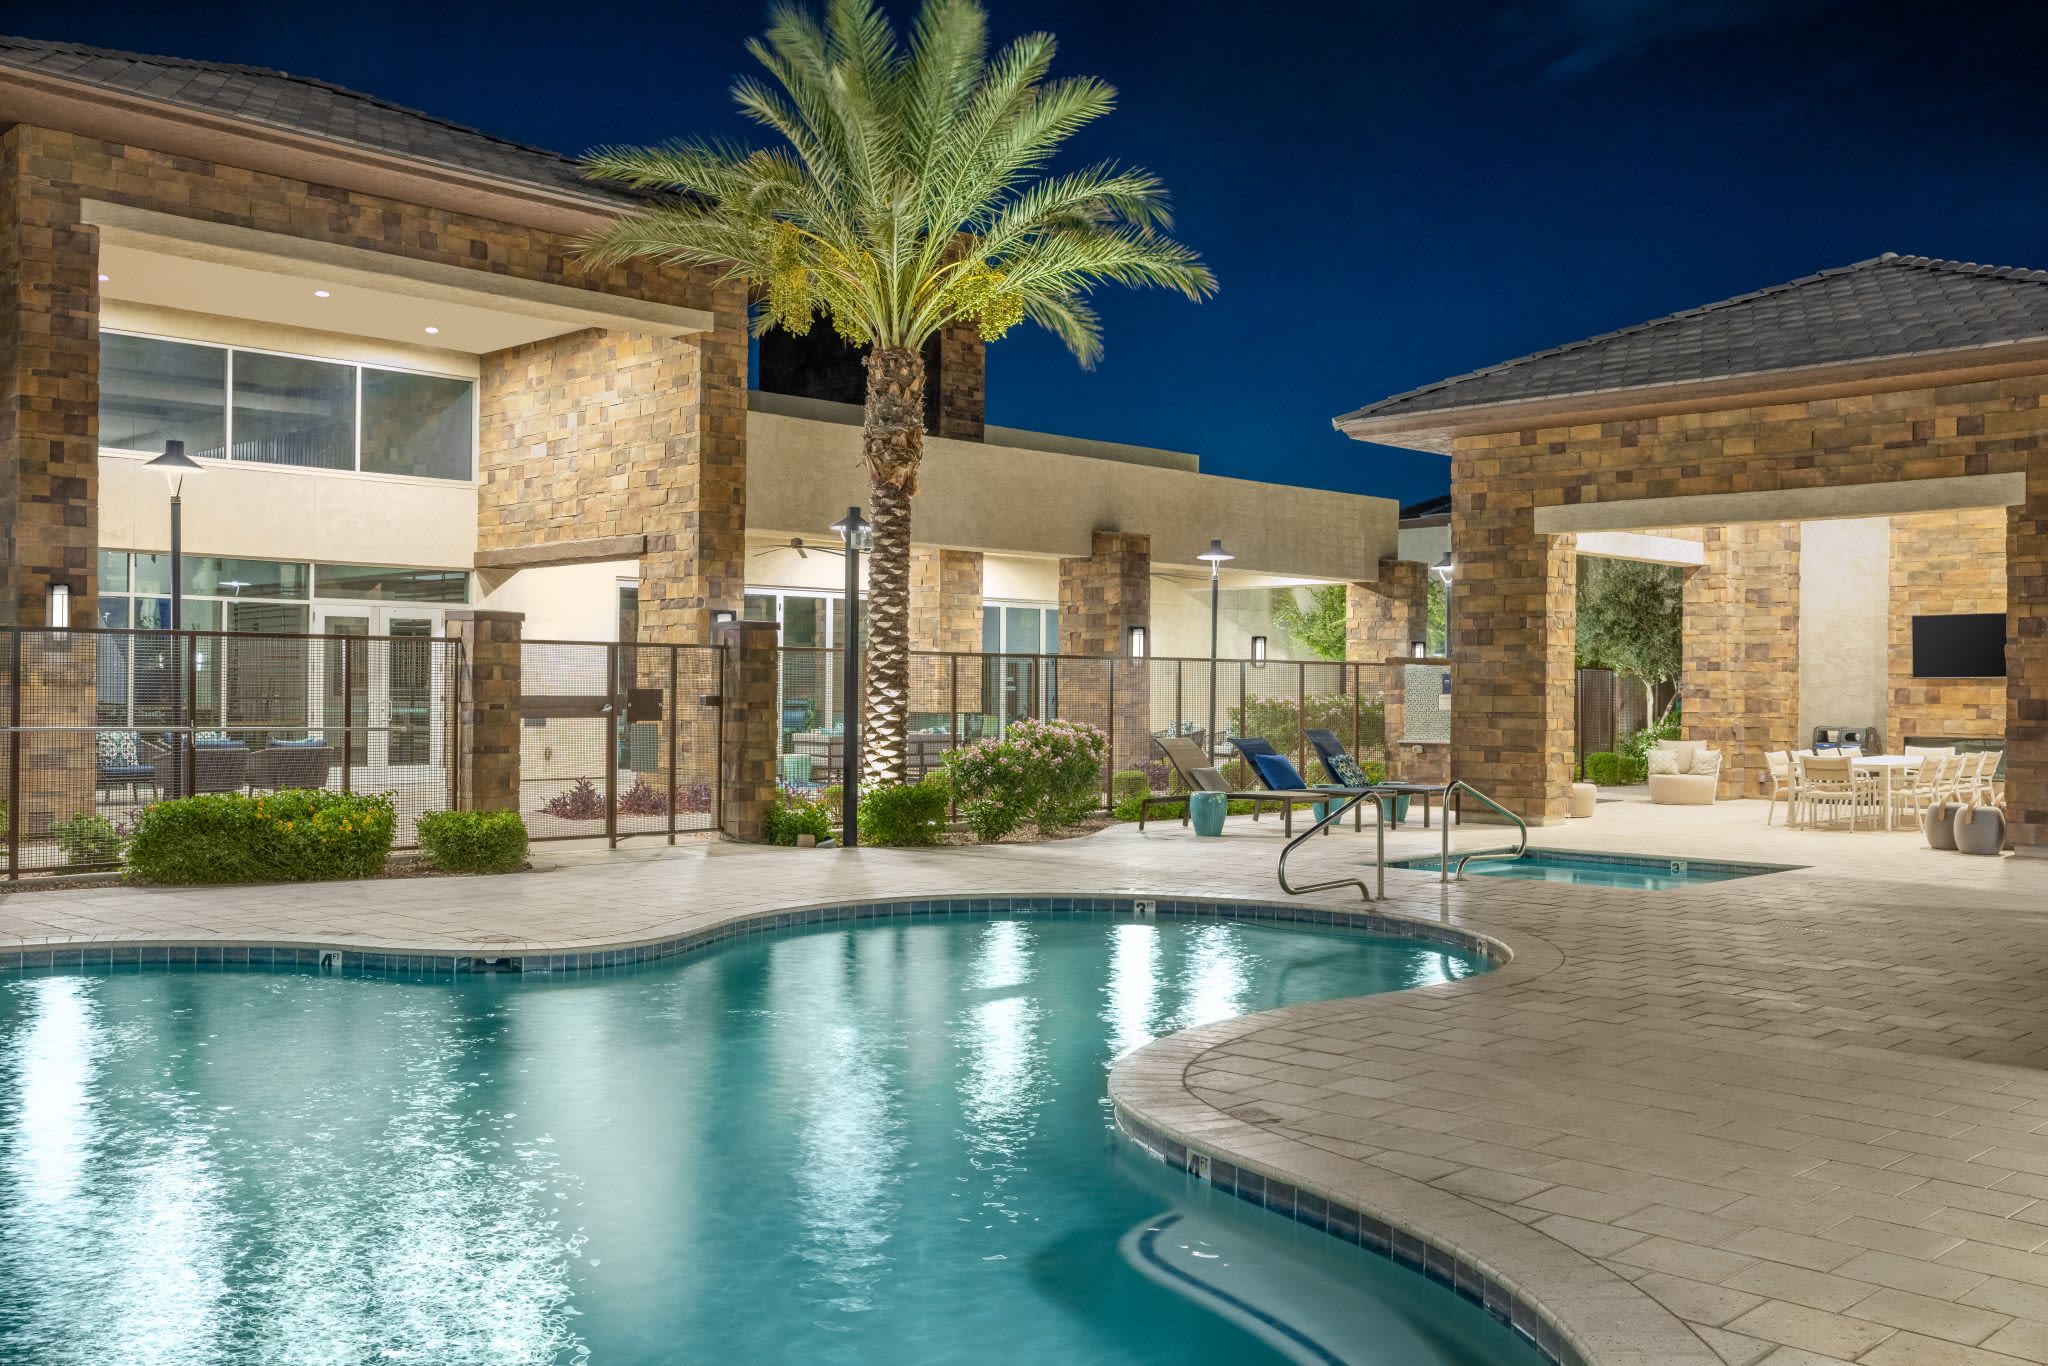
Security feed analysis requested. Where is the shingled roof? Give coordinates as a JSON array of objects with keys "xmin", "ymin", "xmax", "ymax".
[
  {"xmin": 0, "ymin": 34, "xmax": 629, "ymax": 204},
  {"xmin": 1337, "ymin": 253, "xmax": 2048, "ymax": 431}
]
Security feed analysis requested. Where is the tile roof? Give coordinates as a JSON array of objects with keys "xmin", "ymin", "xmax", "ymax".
[
  {"xmin": 0, "ymin": 33, "xmax": 630, "ymax": 204},
  {"xmin": 1337, "ymin": 253, "xmax": 2048, "ymax": 427}
]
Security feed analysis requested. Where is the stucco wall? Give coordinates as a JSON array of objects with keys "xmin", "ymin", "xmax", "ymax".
[{"xmin": 1797, "ymin": 517, "xmax": 1891, "ymax": 743}]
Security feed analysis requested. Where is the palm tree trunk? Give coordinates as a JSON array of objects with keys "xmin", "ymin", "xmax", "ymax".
[{"xmin": 860, "ymin": 346, "xmax": 925, "ymax": 789}]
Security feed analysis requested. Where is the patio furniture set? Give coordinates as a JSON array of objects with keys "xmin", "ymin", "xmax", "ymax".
[
  {"xmin": 1137, "ymin": 731, "xmax": 1441, "ymax": 837},
  {"xmin": 1763, "ymin": 744, "xmax": 2004, "ymax": 833},
  {"xmin": 96, "ymin": 730, "xmax": 337, "ymax": 802}
]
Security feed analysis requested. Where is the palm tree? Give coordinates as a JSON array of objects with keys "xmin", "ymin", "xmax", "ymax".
[{"xmin": 579, "ymin": 0, "xmax": 1214, "ymax": 788}]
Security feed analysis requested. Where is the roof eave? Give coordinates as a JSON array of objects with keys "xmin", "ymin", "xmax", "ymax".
[
  {"xmin": 0, "ymin": 62, "xmax": 635, "ymax": 237},
  {"xmin": 1333, "ymin": 338, "xmax": 2048, "ymax": 454}
]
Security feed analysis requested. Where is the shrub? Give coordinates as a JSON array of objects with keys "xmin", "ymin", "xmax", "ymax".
[
  {"xmin": 1227, "ymin": 694, "xmax": 1386, "ymax": 758},
  {"xmin": 1583, "ymin": 752, "xmax": 1622, "ymax": 787},
  {"xmin": 859, "ymin": 777, "xmax": 949, "ymax": 847},
  {"xmin": 416, "ymin": 809, "xmax": 529, "ymax": 874},
  {"xmin": 1111, "ymin": 769, "xmax": 1151, "ymax": 803},
  {"xmin": 542, "ymin": 777, "xmax": 607, "ymax": 821},
  {"xmin": 944, "ymin": 718, "xmax": 1109, "ymax": 841},
  {"xmin": 616, "ymin": 779, "xmax": 668, "ymax": 816},
  {"xmin": 52, "ymin": 812, "xmax": 123, "ymax": 867},
  {"xmin": 765, "ymin": 790, "xmax": 835, "ymax": 846},
  {"xmin": 1620, "ymin": 712, "xmax": 1680, "ymax": 767},
  {"xmin": 127, "ymin": 789, "xmax": 395, "ymax": 885}
]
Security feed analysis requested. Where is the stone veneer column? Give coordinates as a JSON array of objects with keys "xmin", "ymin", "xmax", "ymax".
[
  {"xmin": 446, "ymin": 610, "xmax": 524, "ymax": 813},
  {"xmin": 2011, "ymin": 463, "xmax": 2048, "ymax": 856},
  {"xmin": 1445, "ymin": 456, "xmax": 1576, "ymax": 824},
  {"xmin": 1346, "ymin": 560, "xmax": 1430, "ymax": 661},
  {"xmin": 935, "ymin": 322, "xmax": 985, "ymax": 441},
  {"xmin": 1683, "ymin": 523, "xmax": 1800, "ymax": 800},
  {"xmin": 909, "ymin": 548, "xmax": 984, "ymax": 651},
  {"xmin": 1058, "ymin": 532, "xmax": 1151, "ymax": 774},
  {"xmin": 716, "ymin": 619, "xmax": 779, "ymax": 842}
]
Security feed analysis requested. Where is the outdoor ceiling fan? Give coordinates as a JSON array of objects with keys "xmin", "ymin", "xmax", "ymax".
[{"xmin": 749, "ymin": 536, "xmax": 845, "ymax": 561}]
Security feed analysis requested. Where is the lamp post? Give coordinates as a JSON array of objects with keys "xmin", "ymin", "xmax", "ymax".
[
  {"xmin": 146, "ymin": 439, "xmax": 204, "ymax": 794},
  {"xmin": 145, "ymin": 439, "xmax": 205, "ymax": 631},
  {"xmin": 1431, "ymin": 551, "xmax": 1454, "ymax": 657},
  {"xmin": 830, "ymin": 507, "xmax": 871, "ymax": 847},
  {"xmin": 1197, "ymin": 539, "xmax": 1233, "ymax": 759}
]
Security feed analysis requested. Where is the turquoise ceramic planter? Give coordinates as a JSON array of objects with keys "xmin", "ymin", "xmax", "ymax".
[{"xmin": 1189, "ymin": 790, "xmax": 1227, "ymax": 837}]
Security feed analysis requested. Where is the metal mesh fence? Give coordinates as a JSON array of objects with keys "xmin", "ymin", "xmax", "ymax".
[
  {"xmin": 771, "ymin": 649, "xmax": 1390, "ymax": 800},
  {"xmin": 3, "ymin": 625, "xmax": 459, "ymax": 876},
  {"xmin": 519, "ymin": 640, "xmax": 722, "ymax": 844}
]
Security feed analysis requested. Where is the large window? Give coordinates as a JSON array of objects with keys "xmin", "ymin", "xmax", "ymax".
[
  {"xmin": 981, "ymin": 602, "xmax": 1059, "ymax": 655},
  {"xmin": 99, "ymin": 332, "xmax": 474, "ymax": 481}
]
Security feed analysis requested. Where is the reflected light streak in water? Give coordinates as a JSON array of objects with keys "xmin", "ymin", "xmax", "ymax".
[
  {"xmin": 1174, "ymin": 925, "xmax": 1252, "ymax": 1031},
  {"xmin": 1104, "ymin": 923, "xmax": 1161, "ymax": 1061}
]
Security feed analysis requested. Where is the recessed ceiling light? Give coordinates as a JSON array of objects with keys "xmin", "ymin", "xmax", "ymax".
[
  {"xmin": 98, "ymin": 273, "xmax": 110, "ymax": 282},
  {"xmin": 313, "ymin": 289, "xmax": 331, "ymax": 298},
  {"xmin": 423, "ymin": 326, "xmax": 440, "ymax": 335}
]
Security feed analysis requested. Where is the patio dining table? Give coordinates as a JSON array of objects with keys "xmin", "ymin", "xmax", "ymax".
[{"xmin": 1850, "ymin": 754, "xmax": 1920, "ymax": 831}]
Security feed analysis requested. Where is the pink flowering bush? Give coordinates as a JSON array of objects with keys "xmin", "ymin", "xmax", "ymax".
[{"xmin": 943, "ymin": 718, "xmax": 1108, "ymax": 841}]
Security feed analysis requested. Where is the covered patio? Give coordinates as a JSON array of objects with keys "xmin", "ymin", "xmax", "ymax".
[{"xmin": 1335, "ymin": 253, "xmax": 2048, "ymax": 852}]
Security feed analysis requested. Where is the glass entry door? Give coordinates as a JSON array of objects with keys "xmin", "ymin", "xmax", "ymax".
[{"xmin": 312, "ymin": 606, "xmax": 445, "ymax": 779}]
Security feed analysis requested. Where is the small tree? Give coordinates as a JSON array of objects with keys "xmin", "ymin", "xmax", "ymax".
[
  {"xmin": 1576, "ymin": 557, "xmax": 1683, "ymax": 722},
  {"xmin": 1270, "ymin": 584, "xmax": 1347, "ymax": 662}
]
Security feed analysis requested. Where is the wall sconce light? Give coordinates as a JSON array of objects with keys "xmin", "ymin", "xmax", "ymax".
[
  {"xmin": 1127, "ymin": 625, "xmax": 1147, "ymax": 659},
  {"xmin": 1250, "ymin": 635, "xmax": 1267, "ymax": 666},
  {"xmin": 46, "ymin": 583, "xmax": 72, "ymax": 629},
  {"xmin": 1430, "ymin": 552, "xmax": 1455, "ymax": 585},
  {"xmin": 711, "ymin": 609, "xmax": 737, "ymax": 624},
  {"xmin": 1412, "ymin": 639, "xmax": 1428, "ymax": 658}
]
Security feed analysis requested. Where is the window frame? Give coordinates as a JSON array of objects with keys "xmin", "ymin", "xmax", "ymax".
[{"xmin": 97, "ymin": 328, "xmax": 479, "ymax": 486}]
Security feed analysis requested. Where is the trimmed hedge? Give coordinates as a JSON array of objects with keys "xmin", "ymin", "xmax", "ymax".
[
  {"xmin": 1582, "ymin": 751, "xmax": 1648, "ymax": 787},
  {"xmin": 416, "ymin": 809, "xmax": 530, "ymax": 874},
  {"xmin": 765, "ymin": 790, "xmax": 835, "ymax": 846},
  {"xmin": 1110, "ymin": 769, "xmax": 1151, "ymax": 804},
  {"xmin": 858, "ymin": 778, "xmax": 949, "ymax": 847},
  {"xmin": 126, "ymin": 789, "xmax": 395, "ymax": 885}
]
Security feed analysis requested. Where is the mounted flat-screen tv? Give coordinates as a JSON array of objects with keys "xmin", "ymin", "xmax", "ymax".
[{"xmin": 1911, "ymin": 613, "xmax": 2007, "ymax": 679}]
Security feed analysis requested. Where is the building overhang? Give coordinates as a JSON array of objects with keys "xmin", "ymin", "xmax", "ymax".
[
  {"xmin": 1334, "ymin": 342, "xmax": 2048, "ymax": 453},
  {"xmin": 84, "ymin": 201, "xmax": 713, "ymax": 347},
  {"xmin": 1533, "ymin": 472, "xmax": 2027, "ymax": 536}
]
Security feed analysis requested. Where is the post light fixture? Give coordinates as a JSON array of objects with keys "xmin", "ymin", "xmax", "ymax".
[
  {"xmin": 1127, "ymin": 625, "xmax": 1147, "ymax": 659},
  {"xmin": 1250, "ymin": 635, "xmax": 1267, "ymax": 666},
  {"xmin": 46, "ymin": 583, "xmax": 71, "ymax": 629},
  {"xmin": 1430, "ymin": 552, "xmax": 1454, "ymax": 585},
  {"xmin": 145, "ymin": 439, "xmax": 205, "ymax": 631},
  {"xmin": 1197, "ymin": 539, "xmax": 1232, "ymax": 759},
  {"xmin": 830, "ymin": 507, "xmax": 870, "ymax": 847}
]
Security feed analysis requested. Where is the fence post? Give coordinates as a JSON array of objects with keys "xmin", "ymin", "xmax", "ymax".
[
  {"xmin": 667, "ymin": 645, "xmax": 679, "ymax": 845},
  {"xmin": 605, "ymin": 643, "xmax": 621, "ymax": 849},
  {"xmin": 1297, "ymin": 660, "xmax": 1308, "ymax": 773},
  {"xmin": 948, "ymin": 655, "xmax": 960, "ymax": 820},
  {"xmin": 444, "ymin": 610, "xmax": 524, "ymax": 812},
  {"xmin": 7, "ymin": 629, "xmax": 19, "ymax": 880},
  {"xmin": 339, "ymin": 634, "xmax": 354, "ymax": 796}
]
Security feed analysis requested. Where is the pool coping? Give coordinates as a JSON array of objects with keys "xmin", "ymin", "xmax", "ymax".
[
  {"xmin": 0, "ymin": 889, "xmax": 1707, "ymax": 1366},
  {"xmin": 1386, "ymin": 847, "xmax": 1807, "ymax": 879}
]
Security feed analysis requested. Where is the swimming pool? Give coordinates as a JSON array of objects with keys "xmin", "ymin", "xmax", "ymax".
[
  {"xmin": 0, "ymin": 911, "xmax": 1542, "ymax": 1365},
  {"xmin": 1390, "ymin": 849, "xmax": 1792, "ymax": 889}
]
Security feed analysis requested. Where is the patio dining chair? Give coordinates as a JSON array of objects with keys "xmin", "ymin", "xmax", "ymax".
[
  {"xmin": 1793, "ymin": 753, "xmax": 1871, "ymax": 830},
  {"xmin": 1763, "ymin": 750, "xmax": 1793, "ymax": 825}
]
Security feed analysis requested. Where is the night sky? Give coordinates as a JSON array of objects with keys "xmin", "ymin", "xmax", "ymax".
[{"xmin": 16, "ymin": 0, "xmax": 2048, "ymax": 507}]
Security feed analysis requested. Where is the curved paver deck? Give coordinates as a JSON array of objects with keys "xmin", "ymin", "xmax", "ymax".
[{"xmin": 6, "ymin": 796, "xmax": 2048, "ymax": 1366}]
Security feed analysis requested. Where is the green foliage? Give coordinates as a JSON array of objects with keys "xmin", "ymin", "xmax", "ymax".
[
  {"xmin": 416, "ymin": 809, "xmax": 530, "ymax": 874},
  {"xmin": 52, "ymin": 813, "xmax": 123, "ymax": 867},
  {"xmin": 858, "ymin": 777, "xmax": 950, "ymax": 846},
  {"xmin": 1426, "ymin": 577, "xmax": 1447, "ymax": 656},
  {"xmin": 126, "ymin": 790, "xmax": 396, "ymax": 885},
  {"xmin": 944, "ymin": 717, "xmax": 1108, "ymax": 840},
  {"xmin": 1111, "ymin": 794, "xmax": 1257, "ymax": 823},
  {"xmin": 1620, "ymin": 711, "xmax": 1682, "ymax": 767},
  {"xmin": 1228, "ymin": 695, "xmax": 1386, "ymax": 759},
  {"xmin": 1583, "ymin": 751, "xmax": 1650, "ymax": 786},
  {"xmin": 579, "ymin": 0, "xmax": 1215, "ymax": 369},
  {"xmin": 1577, "ymin": 558, "xmax": 1684, "ymax": 706},
  {"xmin": 1271, "ymin": 584, "xmax": 1349, "ymax": 662},
  {"xmin": 766, "ymin": 790, "xmax": 837, "ymax": 846},
  {"xmin": 1110, "ymin": 769, "xmax": 1151, "ymax": 803}
]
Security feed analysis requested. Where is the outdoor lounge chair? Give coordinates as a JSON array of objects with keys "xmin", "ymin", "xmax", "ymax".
[
  {"xmin": 1226, "ymin": 736, "xmax": 1375, "ymax": 836},
  {"xmin": 1139, "ymin": 736, "xmax": 1331, "ymax": 836},
  {"xmin": 1304, "ymin": 729, "xmax": 1441, "ymax": 829},
  {"xmin": 247, "ymin": 740, "xmax": 336, "ymax": 793},
  {"xmin": 96, "ymin": 729, "xmax": 159, "ymax": 801}
]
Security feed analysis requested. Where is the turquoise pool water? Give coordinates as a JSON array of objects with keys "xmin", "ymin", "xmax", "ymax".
[
  {"xmin": 1391, "ymin": 849, "xmax": 1788, "ymax": 889},
  {"xmin": 0, "ymin": 913, "xmax": 1542, "ymax": 1366}
]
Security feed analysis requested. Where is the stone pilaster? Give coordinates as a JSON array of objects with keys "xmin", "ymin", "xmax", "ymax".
[
  {"xmin": 909, "ymin": 547, "xmax": 984, "ymax": 651},
  {"xmin": 935, "ymin": 322, "xmax": 985, "ymax": 441},
  {"xmin": 1346, "ymin": 560, "xmax": 1430, "ymax": 662},
  {"xmin": 716, "ymin": 619, "xmax": 779, "ymax": 842},
  {"xmin": 1058, "ymin": 532, "xmax": 1151, "ymax": 773},
  {"xmin": 2012, "ymin": 459, "xmax": 2048, "ymax": 855},
  {"xmin": 1684, "ymin": 524, "xmax": 1800, "ymax": 800},
  {"xmin": 446, "ymin": 610, "xmax": 523, "ymax": 813}
]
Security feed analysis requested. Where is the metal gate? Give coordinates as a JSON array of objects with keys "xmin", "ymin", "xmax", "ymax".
[{"xmin": 520, "ymin": 640, "xmax": 722, "ymax": 845}]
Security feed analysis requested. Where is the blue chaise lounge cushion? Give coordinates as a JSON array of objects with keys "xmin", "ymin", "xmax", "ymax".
[{"xmin": 1250, "ymin": 752, "xmax": 1308, "ymax": 791}]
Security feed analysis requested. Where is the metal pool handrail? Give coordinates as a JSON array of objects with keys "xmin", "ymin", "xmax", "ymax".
[
  {"xmin": 1275, "ymin": 790, "xmax": 1391, "ymax": 902},
  {"xmin": 1440, "ymin": 779, "xmax": 1529, "ymax": 881}
]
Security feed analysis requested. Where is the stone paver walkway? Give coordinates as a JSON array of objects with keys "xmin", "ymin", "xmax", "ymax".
[{"xmin": 5, "ymin": 795, "xmax": 2048, "ymax": 1366}]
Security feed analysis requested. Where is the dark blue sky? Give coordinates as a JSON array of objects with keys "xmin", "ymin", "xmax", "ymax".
[{"xmin": 20, "ymin": 0, "xmax": 2048, "ymax": 506}]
